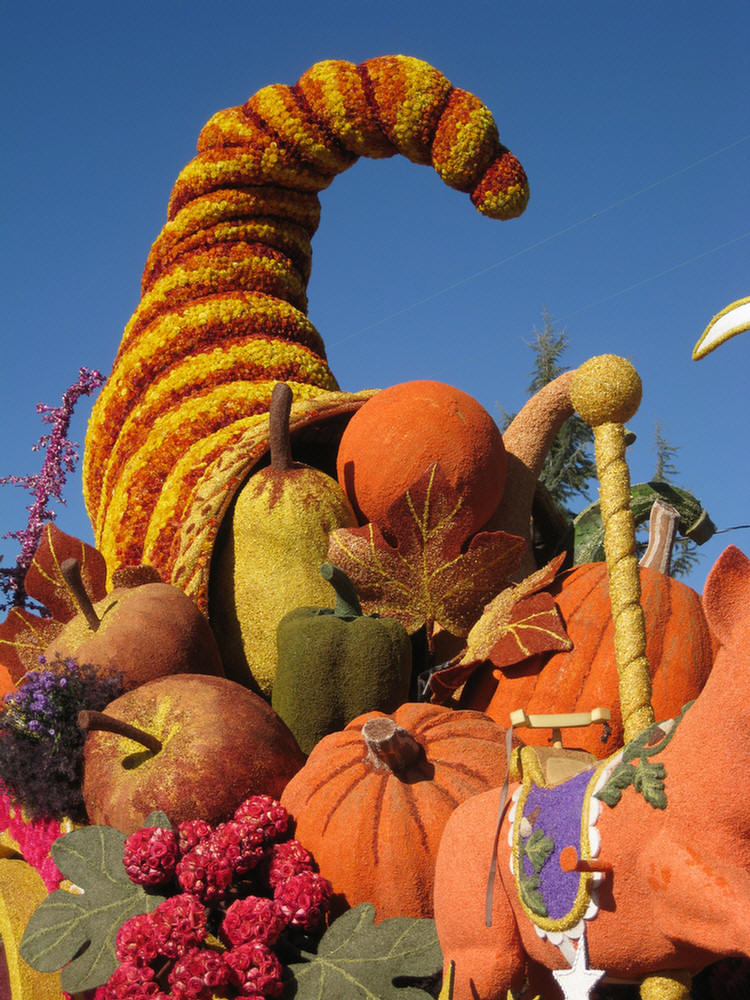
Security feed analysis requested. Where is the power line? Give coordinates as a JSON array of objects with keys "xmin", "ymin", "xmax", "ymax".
[
  {"xmin": 328, "ymin": 133, "xmax": 750, "ymax": 346},
  {"xmin": 566, "ymin": 230, "xmax": 750, "ymax": 319}
]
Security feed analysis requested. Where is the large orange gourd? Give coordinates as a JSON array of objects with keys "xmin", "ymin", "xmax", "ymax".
[
  {"xmin": 459, "ymin": 562, "xmax": 716, "ymax": 757},
  {"xmin": 280, "ymin": 702, "xmax": 513, "ymax": 921},
  {"xmin": 335, "ymin": 380, "xmax": 507, "ymax": 534}
]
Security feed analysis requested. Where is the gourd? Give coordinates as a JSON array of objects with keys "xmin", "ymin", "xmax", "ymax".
[
  {"xmin": 0, "ymin": 858, "xmax": 64, "ymax": 999},
  {"xmin": 280, "ymin": 702, "xmax": 514, "ymax": 920},
  {"xmin": 458, "ymin": 562, "xmax": 716, "ymax": 757}
]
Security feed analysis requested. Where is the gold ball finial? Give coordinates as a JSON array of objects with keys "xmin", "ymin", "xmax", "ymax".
[{"xmin": 570, "ymin": 354, "xmax": 642, "ymax": 426}]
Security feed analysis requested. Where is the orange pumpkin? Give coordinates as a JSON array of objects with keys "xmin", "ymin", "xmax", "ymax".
[
  {"xmin": 280, "ymin": 702, "xmax": 513, "ymax": 920},
  {"xmin": 459, "ymin": 562, "xmax": 717, "ymax": 757},
  {"xmin": 335, "ymin": 380, "xmax": 507, "ymax": 534}
]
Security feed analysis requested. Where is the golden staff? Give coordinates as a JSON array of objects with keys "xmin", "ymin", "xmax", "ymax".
[
  {"xmin": 570, "ymin": 354, "xmax": 655, "ymax": 743},
  {"xmin": 572, "ymin": 356, "xmax": 696, "ymax": 1000}
]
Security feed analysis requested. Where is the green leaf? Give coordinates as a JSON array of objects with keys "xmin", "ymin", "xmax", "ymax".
[
  {"xmin": 621, "ymin": 726, "xmax": 660, "ymax": 765},
  {"xmin": 572, "ymin": 481, "xmax": 714, "ymax": 565},
  {"xmin": 524, "ymin": 829, "xmax": 554, "ymax": 875},
  {"xmin": 19, "ymin": 825, "xmax": 166, "ymax": 993},
  {"xmin": 518, "ymin": 873, "xmax": 547, "ymax": 917},
  {"xmin": 594, "ymin": 763, "xmax": 636, "ymax": 808},
  {"xmin": 288, "ymin": 902, "xmax": 442, "ymax": 1000},
  {"xmin": 633, "ymin": 761, "xmax": 667, "ymax": 810},
  {"xmin": 143, "ymin": 810, "xmax": 172, "ymax": 829}
]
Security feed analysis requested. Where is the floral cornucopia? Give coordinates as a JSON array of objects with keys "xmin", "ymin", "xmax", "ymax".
[{"xmin": 0, "ymin": 52, "xmax": 747, "ymax": 1000}]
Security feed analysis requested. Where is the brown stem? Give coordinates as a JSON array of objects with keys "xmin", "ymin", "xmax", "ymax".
[
  {"xmin": 362, "ymin": 717, "xmax": 422, "ymax": 774},
  {"xmin": 531, "ymin": 481, "xmax": 574, "ymax": 564},
  {"xmin": 78, "ymin": 709, "xmax": 162, "ymax": 753},
  {"xmin": 639, "ymin": 498, "xmax": 680, "ymax": 575},
  {"xmin": 60, "ymin": 558, "xmax": 100, "ymax": 631},
  {"xmin": 425, "ymin": 617, "xmax": 436, "ymax": 657},
  {"xmin": 269, "ymin": 382, "xmax": 293, "ymax": 471},
  {"xmin": 487, "ymin": 372, "xmax": 575, "ymax": 578}
]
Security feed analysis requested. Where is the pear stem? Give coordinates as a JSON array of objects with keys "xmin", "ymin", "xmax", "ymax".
[
  {"xmin": 60, "ymin": 558, "xmax": 100, "ymax": 631},
  {"xmin": 78, "ymin": 709, "xmax": 162, "ymax": 753},
  {"xmin": 269, "ymin": 382, "xmax": 293, "ymax": 472}
]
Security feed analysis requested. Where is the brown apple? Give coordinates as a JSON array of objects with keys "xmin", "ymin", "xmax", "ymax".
[
  {"xmin": 80, "ymin": 673, "xmax": 306, "ymax": 833},
  {"xmin": 44, "ymin": 559, "xmax": 224, "ymax": 689}
]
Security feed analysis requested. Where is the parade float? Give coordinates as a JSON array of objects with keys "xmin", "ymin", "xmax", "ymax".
[{"xmin": 0, "ymin": 54, "xmax": 746, "ymax": 1000}]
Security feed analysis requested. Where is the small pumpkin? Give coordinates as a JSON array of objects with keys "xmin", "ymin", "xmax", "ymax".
[
  {"xmin": 280, "ymin": 702, "xmax": 514, "ymax": 921},
  {"xmin": 459, "ymin": 562, "xmax": 717, "ymax": 757}
]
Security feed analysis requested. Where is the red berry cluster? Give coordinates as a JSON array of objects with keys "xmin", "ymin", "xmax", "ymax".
[{"xmin": 103, "ymin": 795, "xmax": 333, "ymax": 999}]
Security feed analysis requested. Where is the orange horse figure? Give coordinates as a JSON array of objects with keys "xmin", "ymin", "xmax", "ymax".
[{"xmin": 434, "ymin": 544, "xmax": 750, "ymax": 1000}]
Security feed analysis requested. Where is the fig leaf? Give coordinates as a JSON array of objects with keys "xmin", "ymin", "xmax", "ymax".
[
  {"xmin": 19, "ymin": 824, "xmax": 166, "ymax": 993},
  {"xmin": 289, "ymin": 902, "xmax": 442, "ymax": 999}
]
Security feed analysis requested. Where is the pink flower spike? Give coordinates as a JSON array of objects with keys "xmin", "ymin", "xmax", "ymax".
[{"xmin": 0, "ymin": 367, "xmax": 104, "ymax": 611}]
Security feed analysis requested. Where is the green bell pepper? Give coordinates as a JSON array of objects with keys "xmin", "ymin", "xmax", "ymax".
[{"xmin": 272, "ymin": 563, "xmax": 412, "ymax": 754}]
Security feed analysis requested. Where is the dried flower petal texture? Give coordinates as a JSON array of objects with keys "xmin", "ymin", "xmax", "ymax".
[
  {"xmin": 328, "ymin": 463, "xmax": 525, "ymax": 637},
  {"xmin": 429, "ymin": 554, "xmax": 572, "ymax": 701},
  {"xmin": 81, "ymin": 56, "xmax": 528, "ymax": 583}
]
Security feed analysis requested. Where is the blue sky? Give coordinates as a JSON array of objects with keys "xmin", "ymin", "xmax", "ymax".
[{"xmin": 1, "ymin": 0, "xmax": 748, "ymax": 597}]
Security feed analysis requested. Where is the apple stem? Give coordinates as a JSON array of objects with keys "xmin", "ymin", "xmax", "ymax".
[
  {"xmin": 269, "ymin": 382, "xmax": 293, "ymax": 472},
  {"xmin": 77, "ymin": 709, "xmax": 163, "ymax": 754},
  {"xmin": 60, "ymin": 558, "xmax": 101, "ymax": 631}
]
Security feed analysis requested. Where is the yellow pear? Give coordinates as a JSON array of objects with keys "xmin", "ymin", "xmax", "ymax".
[
  {"xmin": 209, "ymin": 383, "xmax": 358, "ymax": 696},
  {"xmin": 0, "ymin": 857, "xmax": 64, "ymax": 1000}
]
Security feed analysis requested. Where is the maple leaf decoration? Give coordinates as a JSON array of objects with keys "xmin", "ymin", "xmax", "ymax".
[
  {"xmin": 327, "ymin": 463, "xmax": 525, "ymax": 637},
  {"xmin": 428, "ymin": 552, "xmax": 572, "ymax": 703},
  {"xmin": 0, "ymin": 524, "xmax": 106, "ymax": 681}
]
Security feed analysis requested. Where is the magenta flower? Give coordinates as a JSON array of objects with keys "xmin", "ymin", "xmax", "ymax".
[{"xmin": 0, "ymin": 367, "xmax": 104, "ymax": 609}]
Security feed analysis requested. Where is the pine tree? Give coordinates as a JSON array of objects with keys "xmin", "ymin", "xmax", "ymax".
[
  {"xmin": 505, "ymin": 314, "xmax": 701, "ymax": 579},
  {"xmin": 653, "ymin": 422, "xmax": 680, "ymax": 482},
  {"xmin": 502, "ymin": 310, "xmax": 596, "ymax": 515}
]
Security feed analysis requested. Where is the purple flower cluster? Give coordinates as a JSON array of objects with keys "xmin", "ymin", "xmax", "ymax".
[
  {"xmin": 0, "ymin": 657, "xmax": 123, "ymax": 821},
  {"xmin": 0, "ymin": 367, "xmax": 104, "ymax": 610}
]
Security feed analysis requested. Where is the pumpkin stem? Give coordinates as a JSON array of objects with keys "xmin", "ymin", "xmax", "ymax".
[
  {"xmin": 269, "ymin": 382, "xmax": 294, "ymax": 472},
  {"xmin": 321, "ymin": 562, "xmax": 362, "ymax": 617},
  {"xmin": 362, "ymin": 717, "xmax": 423, "ymax": 774},
  {"xmin": 77, "ymin": 709, "xmax": 163, "ymax": 754},
  {"xmin": 60, "ymin": 558, "xmax": 100, "ymax": 631},
  {"xmin": 639, "ymin": 499, "xmax": 680, "ymax": 575}
]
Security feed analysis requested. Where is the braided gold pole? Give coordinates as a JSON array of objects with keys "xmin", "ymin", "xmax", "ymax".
[{"xmin": 570, "ymin": 355, "xmax": 655, "ymax": 743}]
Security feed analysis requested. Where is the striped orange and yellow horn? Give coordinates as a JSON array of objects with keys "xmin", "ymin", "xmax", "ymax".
[{"xmin": 82, "ymin": 55, "xmax": 529, "ymax": 601}]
